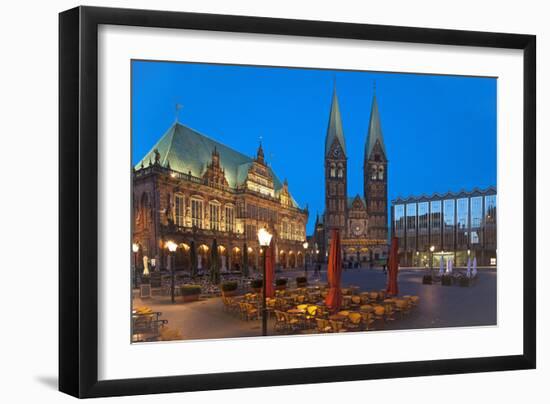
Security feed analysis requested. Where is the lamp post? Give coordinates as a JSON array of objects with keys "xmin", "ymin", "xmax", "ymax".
[
  {"xmin": 429, "ymin": 245, "xmax": 435, "ymax": 277},
  {"xmin": 132, "ymin": 243, "xmax": 139, "ymax": 288},
  {"xmin": 303, "ymin": 241, "xmax": 309, "ymax": 276},
  {"xmin": 166, "ymin": 240, "xmax": 178, "ymax": 303},
  {"xmin": 258, "ymin": 227, "xmax": 273, "ymax": 337},
  {"xmin": 415, "ymin": 251, "xmax": 419, "ymax": 267}
]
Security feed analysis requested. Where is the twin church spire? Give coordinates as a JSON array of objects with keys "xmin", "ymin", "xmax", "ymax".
[
  {"xmin": 325, "ymin": 86, "xmax": 347, "ymax": 158},
  {"xmin": 365, "ymin": 92, "xmax": 387, "ymax": 161},
  {"xmin": 324, "ymin": 82, "xmax": 387, "ymax": 165},
  {"xmin": 324, "ymin": 81, "xmax": 389, "ymax": 241}
]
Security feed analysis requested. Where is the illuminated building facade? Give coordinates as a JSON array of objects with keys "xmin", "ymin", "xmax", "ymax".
[
  {"xmin": 391, "ymin": 187, "xmax": 497, "ymax": 267},
  {"xmin": 132, "ymin": 121, "xmax": 308, "ymax": 272}
]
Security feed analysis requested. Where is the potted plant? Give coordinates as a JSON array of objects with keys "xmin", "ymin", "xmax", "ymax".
[
  {"xmin": 441, "ymin": 275, "xmax": 452, "ymax": 286},
  {"xmin": 180, "ymin": 284, "xmax": 201, "ymax": 302},
  {"xmin": 250, "ymin": 279, "xmax": 263, "ymax": 293},
  {"xmin": 422, "ymin": 274, "xmax": 433, "ymax": 285},
  {"xmin": 221, "ymin": 280, "xmax": 239, "ymax": 296},
  {"xmin": 296, "ymin": 276, "xmax": 307, "ymax": 287},
  {"xmin": 275, "ymin": 277, "xmax": 288, "ymax": 290}
]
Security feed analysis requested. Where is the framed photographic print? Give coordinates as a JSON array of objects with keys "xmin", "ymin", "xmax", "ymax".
[{"xmin": 59, "ymin": 6, "xmax": 536, "ymax": 398}]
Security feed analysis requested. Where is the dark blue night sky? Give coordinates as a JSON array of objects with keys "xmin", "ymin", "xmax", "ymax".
[{"xmin": 132, "ymin": 60, "xmax": 497, "ymax": 235}]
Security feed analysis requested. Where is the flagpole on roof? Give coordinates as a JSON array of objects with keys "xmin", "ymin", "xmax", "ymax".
[{"xmin": 175, "ymin": 103, "xmax": 183, "ymax": 123}]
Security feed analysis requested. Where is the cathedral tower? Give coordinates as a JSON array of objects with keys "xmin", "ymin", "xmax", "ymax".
[
  {"xmin": 324, "ymin": 86, "xmax": 348, "ymax": 234},
  {"xmin": 364, "ymin": 90, "xmax": 389, "ymax": 241}
]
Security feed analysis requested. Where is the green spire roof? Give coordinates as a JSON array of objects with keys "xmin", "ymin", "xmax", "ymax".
[
  {"xmin": 135, "ymin": 122, "xmax": 300, "ymax": 208},
  {"xmin": 325, "ymin": 87, "xmax": 346, "ymax": 157},
  {"xmin": 365, "ymin": 93, "xmax": 387, "ymax": 160}
]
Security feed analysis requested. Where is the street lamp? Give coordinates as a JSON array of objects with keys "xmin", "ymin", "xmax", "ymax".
[
  {"xmin": 429, "ymin": 245, "xmax": 435, "ymax": 277},
  {"xmin": 132, "ymin": 243, "xmax": 139, "ymax": 288},
  {"xmin": 258, "ymin": 227, "xmax": 273, "ymax": 337},
  {"xmin": 303, "ymin": 241, "xmax": 309, "ymax": 275},
  {"xmin": 166, "ymin": 240, "xmax": 178, "ymax": 303}
]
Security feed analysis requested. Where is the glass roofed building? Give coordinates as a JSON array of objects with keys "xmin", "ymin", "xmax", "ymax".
[
  {"xmin": 133, "ymin": 121, "xmax": 308, "ymax": 273},
  {"xmin": 391, "ymin": 187, "xmax": 497, "ymax": 267}
]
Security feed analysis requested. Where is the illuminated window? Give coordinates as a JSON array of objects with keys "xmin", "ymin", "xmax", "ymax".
[
  {"xmin": 209, "ymin": 202, "xmax": 220, "ymax": 231},
  {"xmin": 330, "ymin": 163, "xmax": 336, "ymax": 178},
  {"xmin": 225, "ymin": 205, "xmax": 234, "ymax": 232},
  {"xmin": 175, "ymin": 194, "xmax": 185, "ymax": 227},
  {"xmin": 191, "ymin": 198, "xmax": 203, "ymax": 228},
  {"xmin": 378, "ymin": 166, "xmax": 384, "ymax": 180}
]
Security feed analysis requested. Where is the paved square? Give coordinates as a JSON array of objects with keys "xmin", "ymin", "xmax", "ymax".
[{"xmin": 132, "ymin": 267, "xmax": 496, "ymax": 341}]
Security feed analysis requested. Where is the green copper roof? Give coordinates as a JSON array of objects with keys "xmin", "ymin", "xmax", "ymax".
[
  {"xmin": 135, "ymin": 122, "xmax": 298, "ymax": 207},
  {"xmin": 325, "ymin": 87, "xmax": 346, "ymax": 157},
  {"xmin": 365, "ymin": 94, "xmax": 387, "ymax": 160}
]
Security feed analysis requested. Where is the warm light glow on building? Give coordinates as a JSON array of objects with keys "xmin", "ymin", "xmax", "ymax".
[{"xmin": 165, "ymin": 240, "xmax": 178, "ymax": 252}]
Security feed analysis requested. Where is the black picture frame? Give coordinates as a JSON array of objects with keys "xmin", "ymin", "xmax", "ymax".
[{"xmin": 59, "ymin": 6, "xmax": 536, "ymax": 398}]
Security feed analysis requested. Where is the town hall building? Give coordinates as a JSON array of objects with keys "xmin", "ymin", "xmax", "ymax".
[{"xmin": 132, "ymin": 121, "xmax": 308, "ymax": 273}]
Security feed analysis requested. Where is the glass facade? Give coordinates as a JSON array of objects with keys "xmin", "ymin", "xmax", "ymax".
[
  {"xmin": 406, "ymin": 203, "xmax": 417, "ymax": 251},
  {"xmin": 456, "ymin": 198, "xmax": 469, "ymax": 247},
  {"xmin": 485, "ymin": 195, "xmax": 497, "ymax": 247},
  {"xmin": 394, "ymin": 204, "xmax": 405, "ymax": 250},
  {"xmin": 417, "ymin": 202, "xmax": 429, "ymax": 251},
  {"xmin": 443, "ymin": 199, "xmax": 455, "ymax": 249},
  {"xmin": 470, "ymin": 196, "xmax": 483, "ymax": 245},
  {"xmin": 391, "ymin": 188, "xmax": 497, "ymax": 266},
  {"xmin": 430, "ymin": 200, "xmax": 441, "ymax": 247}
]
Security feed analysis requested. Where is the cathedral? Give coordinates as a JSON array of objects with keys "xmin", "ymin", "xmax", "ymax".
[{"xmin": 313, "ymin": 86, "xmax": 389, "ymax": 265}]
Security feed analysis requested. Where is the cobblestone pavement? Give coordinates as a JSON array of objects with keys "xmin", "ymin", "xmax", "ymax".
[{"xmin": 132, "ymin": 267, "xmax": 496, "ymax": 342}]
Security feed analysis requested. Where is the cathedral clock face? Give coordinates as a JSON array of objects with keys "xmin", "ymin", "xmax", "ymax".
[
  {"xmin": 333, "ymin": 144, "xmax": 341, "ymax": 158},
  {"xmin": 352, "ymin": 221, "xmax": 364, "ymax": 236}
]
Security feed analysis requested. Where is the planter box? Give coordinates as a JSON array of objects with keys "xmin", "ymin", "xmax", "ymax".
[
  {"xmin": 422, "ymin": 275, "xmax": 432, "ymax": 285},
  {"xmin": 275, "ymin": 285, "xmax": 287, "ymax": 291},
  {"xmin": 182, "ymin": 294, "xmax": 200, "ymax": 303},
  {"xmin": 222, "ymin": 290, "xmax": 238, "ymax": 297},
  {"xmin": 296, "ymin": 282, "xmax": 307, "ymax": 288}
]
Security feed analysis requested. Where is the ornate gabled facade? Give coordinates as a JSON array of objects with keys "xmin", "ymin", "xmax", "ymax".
[
  {"xmin": 319, "ymin": 86, "xmax": 389, "ymax": 264},
  {"xmin": 132, "ymin": 121, "xmax": 308, "ymax": 273}
]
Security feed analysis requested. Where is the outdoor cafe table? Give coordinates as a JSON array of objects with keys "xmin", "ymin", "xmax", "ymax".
[{"xmin": 329, "ymin": 313, "xmax": 348, "ymax": 322}]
